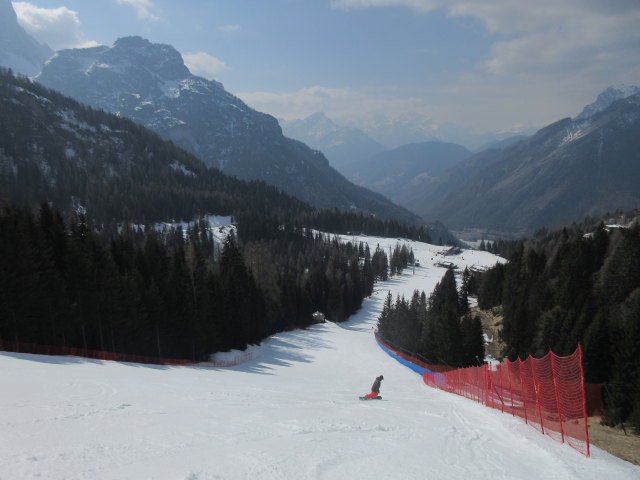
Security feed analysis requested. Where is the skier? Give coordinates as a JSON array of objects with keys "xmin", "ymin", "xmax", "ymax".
[{"xmin": 362, "ymin": 375, "xmax": 383, "ymax": 399}]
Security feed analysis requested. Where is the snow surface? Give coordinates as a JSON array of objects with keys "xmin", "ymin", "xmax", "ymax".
[{"xmin": 1, "ymin": 233, "xmax": 639, "ymax": 480}]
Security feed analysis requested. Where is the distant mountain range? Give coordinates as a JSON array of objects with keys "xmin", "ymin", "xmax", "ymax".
[
  {"xmin": 280, "ymin": 85, "xmax": 640, "ymax": 238},
  {"xmin": 35, "ymin": 36, "xmax": 420, "ymax": 226},
  {"xmin": 280, "ymin": 112, "xmax": 386, "ymax": 171},
  {"xmin": 0, "ymin": 0, "xmax": 52, "ymax": 76},
  {"xmin": 340, "ymin": 141, "xmax": 472, "ymax": 207}
]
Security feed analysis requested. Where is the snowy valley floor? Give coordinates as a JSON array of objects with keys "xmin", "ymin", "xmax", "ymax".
[{"xmin": 2, "ymin": 234, "xmax": 640, "ymax": 479}]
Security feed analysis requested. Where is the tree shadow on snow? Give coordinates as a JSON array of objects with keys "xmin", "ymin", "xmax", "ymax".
[
  {"xmin": 227, "ymin": 326, "xmax": 336, "ymax": 375},
  {"xmin": 0, "ymin": 351, "xmax": 178, "ymax": 370}
]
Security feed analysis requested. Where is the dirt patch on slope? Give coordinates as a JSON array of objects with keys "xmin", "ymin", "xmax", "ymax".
[
  {"xmin": 471, "ymin": 304, "xmax": 505, "ymax": 360},
  {"xmin": 588, "ymin": 417, "xmax": 640, "ymax": 465}
]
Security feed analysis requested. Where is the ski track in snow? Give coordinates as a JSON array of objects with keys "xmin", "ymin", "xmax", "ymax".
[{"xmin": 1, "ymin": 233, "xmax": 639, "ymax": 479}]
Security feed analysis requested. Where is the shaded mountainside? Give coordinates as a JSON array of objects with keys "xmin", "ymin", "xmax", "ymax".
[
  {"xmin": 416, "ymin": 93, "xmax": 640, "ymax": 236},
  {"xmin": 476, "ymin": 135, "xmax": 529, "ymax": 152},
  {"xmin": 35, "ymin": 36, "xmax": 419, "ymax": 226},
  {"xmin": 0, "ymin": 68, "xmax": 312, "ymax": 225}
]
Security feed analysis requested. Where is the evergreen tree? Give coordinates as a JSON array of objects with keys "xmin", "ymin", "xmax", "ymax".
[
  {"xmin": 477, "ymin": 262, "xmax": 505, "ymax": 310},
  {"xmin": 460, "ymin": 314, "xmax": 485, "ymax": 366},
  {"xmin": 416, "ymin": 269, "xmax": 463, "ymax": 365},
  {"xmin": 376, "ymin": 291, "xmax": 394, "ymax": 338},
  {"xmin": 459, "ymin": 267, "xmax": 471, "ymax": 315}
]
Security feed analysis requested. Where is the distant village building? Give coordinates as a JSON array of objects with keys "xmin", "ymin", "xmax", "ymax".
[
  {"xmin": 470, "ymin": 265, "xmax": 488, "ymax": 274},
  {"xmin": 436, "ymin": 261, "xmax": 457, "ymax": 270}
]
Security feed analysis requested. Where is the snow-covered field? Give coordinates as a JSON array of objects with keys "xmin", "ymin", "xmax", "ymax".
[{"xmin": 1, "ymin": 234, "xmax": 639, "ymax": 480}]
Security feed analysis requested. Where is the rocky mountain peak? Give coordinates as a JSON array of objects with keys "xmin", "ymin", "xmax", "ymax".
[
  {"xmin": 109, "ymin": 36, "xmax": 191, "ymax": 81},
  {"xmin": 280, "ymin": 112, "xmax": 387, "ymax": 170},
  {"xmin": 576, "ymin": 84, "xmax": 640, "ymax": 120},
  {"xmin": 306, "ymin": 112, "xmax": 338, "ymax": 129},
  {"xmin": 37, "ymin": 36, "xmax": 234, "ymax": 122}
]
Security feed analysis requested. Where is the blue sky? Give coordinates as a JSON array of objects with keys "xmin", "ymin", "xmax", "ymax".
[{"xmin": 11, "ymin": 0, "xmax": 640, "ymax": 147}]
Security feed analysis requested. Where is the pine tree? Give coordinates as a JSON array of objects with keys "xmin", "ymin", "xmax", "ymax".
[
  {"xmin": 417, "ymin": 269, "xmax": 463, "ymax": 365},
  {"xmin": 459, "ymin": 267, "xmax": 471, "ymax": 314},
  {"xmin": 460, "ymin": 314, "xmax": 485, "ymax": 366},
  {"xmin": 377, "ymin": 291, "xmax": 394, "ymax": 336}
]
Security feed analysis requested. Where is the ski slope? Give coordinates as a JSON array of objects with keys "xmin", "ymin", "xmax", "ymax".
[{"xmin": 1, "ymin": 234, "xmax": 639, "ymax": 480}]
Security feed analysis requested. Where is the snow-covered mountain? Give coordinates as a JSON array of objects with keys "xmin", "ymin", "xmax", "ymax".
[
  {"xmin": 0, "ymin": 0, "xmax": 53, "ymax": 76},
  {"xmin": 280, "ymin": 112, "xmax": 386, "ymax": 171},
  {"xmin": 36, "ymin": 36, "xmax": 279, "ymax": 171},
  {"xmin": 576, "ymin": 84, "xmax": 640, "ymax": 120},
  {"xmin": 35, "ymin": 36, "xmax": 420, "ymax": 224}
]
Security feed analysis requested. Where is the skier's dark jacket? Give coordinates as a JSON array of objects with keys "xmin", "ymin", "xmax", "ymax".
[{"xmin": 371, "ymin": 375, "xmax": 383, "ymax": 393}]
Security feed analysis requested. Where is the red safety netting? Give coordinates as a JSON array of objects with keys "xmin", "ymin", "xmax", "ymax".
[
  {"xmin": 0, "ymin": 339, "xmax": 251, "ymax": 368},
  {"xmin": 423, "ymin": 346, "xmax": 590, "ymax": 457}
]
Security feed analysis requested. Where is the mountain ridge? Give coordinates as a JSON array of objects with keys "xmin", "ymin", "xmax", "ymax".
[{"xmin": 416, "ymin": 91, "xmax": 640, "ymax": 236}]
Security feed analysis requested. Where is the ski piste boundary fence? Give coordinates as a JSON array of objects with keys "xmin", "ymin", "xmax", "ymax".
[
  {"xmin": 0, "ymin": 339, "xmax": 252, "ymax": 368},
  {"xmin": 375, "ymin": 332, "xmax": 590, "ymax": 457}
]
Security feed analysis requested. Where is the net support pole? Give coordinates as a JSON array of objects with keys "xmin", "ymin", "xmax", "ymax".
[
  {"xmin": 508, "ymin": 361, "xmax": 515, "ymax": 416},
  {"xmin": 519, "ymin": 359, "xmax": 529, "ymax": 425},
  {"xmin": 550, "ymin": 352, "xmax": 565, "ymax": 444},
  {"xmin": 577, "ymin": 344, "xmax": 590, "ymax": 457},
  {"xmin": 497, "ymin": 364, "xmax": 505, "ymax": 412},
  {"xmin": 531, "ymin": 358, "xmax": 544, "ymax": 435}
]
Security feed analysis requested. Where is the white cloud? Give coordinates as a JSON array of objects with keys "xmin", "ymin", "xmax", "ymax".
[
  {"xmin": 238, "ymin": 86, "xmax": 362, "ymax": 121},
  {"xmin": 218, "ymin": 25, "xmax": 241, "ymax": 33},
  {"xmin": 332, "ymin": 0, "xmax": 640, "ymax": 81},
  {"xmin": 12, "ymin": 2, "xmax": 99, "ymax": 50},
  {"xmin": 331, "ymin": 0, "xmax": 439, "ymax": 13},
  {"xmin": 238, "ymin": 85, "xmax": 433, "ymax": 123},
  {"xmin": 183, "ymin": 52, "xmax": 230, "ymax": 79},
  {"xmin": 116, "ymin": 0, "xmax": 160, "ymax": 22}
]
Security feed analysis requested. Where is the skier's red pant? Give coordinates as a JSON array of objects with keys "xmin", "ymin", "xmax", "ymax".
[{"xmin": 364, "ymin": 391, "xmax": 379, "ymax": 398}]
